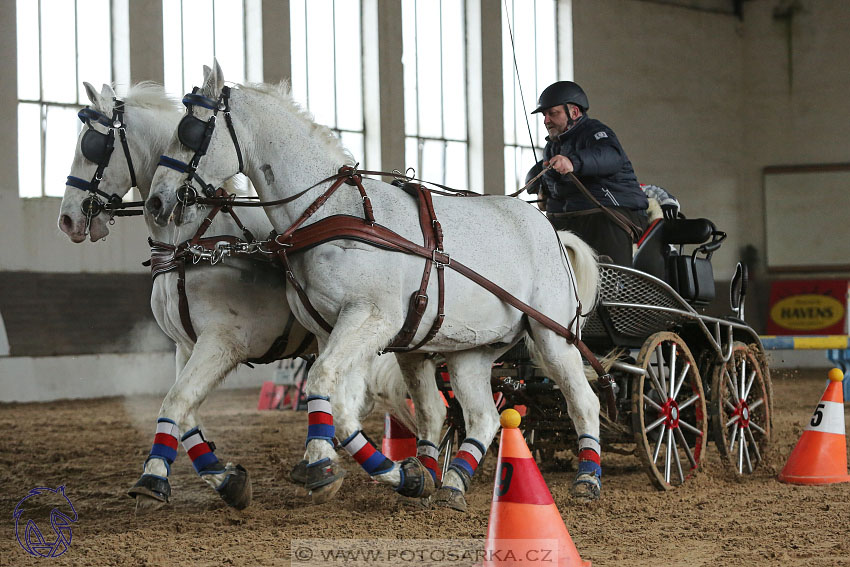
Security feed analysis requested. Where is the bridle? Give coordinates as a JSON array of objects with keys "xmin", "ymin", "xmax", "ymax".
[
  {"xmin": 66, "ymin": 99, "xmax": 141, "ymax": 224},
  {"xmin": 157, "ymin": 86, "xmax": 244, "ymax": 208}
]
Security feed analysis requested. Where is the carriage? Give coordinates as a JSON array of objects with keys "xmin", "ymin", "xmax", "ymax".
[{"xmin": 436, "ymin": 215, "xmax": 773, "ymax": 490}]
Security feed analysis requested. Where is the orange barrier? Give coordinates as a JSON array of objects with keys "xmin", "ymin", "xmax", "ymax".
[
  {"xmin": 484, "ymin": 409, "xmax": 590, "ymax": 567},
  {"xmin": 778, "ymin": 368, "xmax": 850, "ymax": 485}
]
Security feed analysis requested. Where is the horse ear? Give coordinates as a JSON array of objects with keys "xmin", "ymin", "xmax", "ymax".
[
  {"xmin": 83, "ymin": 82, "xmax": 101, "ymax": 106},
  {"xmin": 200, "ymin": 60, "xmax": 224, "ymax": 97},
  {"xmin": 101, "ymin": 83, "xmax": 116, "ymax": 100}
]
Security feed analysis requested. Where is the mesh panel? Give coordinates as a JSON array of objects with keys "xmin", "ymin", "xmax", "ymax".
[{"xmin": 583, "ymin": 265, "xmax": 689, "ymax": 339}]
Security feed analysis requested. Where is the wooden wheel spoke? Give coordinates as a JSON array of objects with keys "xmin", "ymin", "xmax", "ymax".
[
  {"xmin": 674, "ymin": 426, "xmax": 697, "ymax": 469},
  {"xmin": 678, "ymin": 394, "xmax": 700, "ymax": 411},
  {"xmin": 673, "ymin": 362, "xmax": 691, "ymax": 399},
  {"xmin": 744, "ymin": 368, "xmax": 757, "ymax": 400},
  {"xmin": 653, "ymin": 423, "xmax": 667, "ymax": 464},
  {"xmin": 744, "ymin": 427, "xmax": 763, "ymax": 464},
  {"xmin": 679, "ymin": 418, "xmax": 703, "ymax": 436}
]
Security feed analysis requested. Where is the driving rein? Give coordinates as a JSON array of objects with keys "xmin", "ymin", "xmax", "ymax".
[{"xmin": 158, "ymin": 89, "xmax": 617, "ymax": 417}]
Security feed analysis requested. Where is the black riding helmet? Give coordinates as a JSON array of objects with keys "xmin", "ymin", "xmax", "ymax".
[{"xmin": 531, "ymin": 81, "xmax": 589, "ymax": 114}]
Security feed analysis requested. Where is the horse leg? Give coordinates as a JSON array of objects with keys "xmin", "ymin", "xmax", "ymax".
[
  {"xmin": 129, "ymin": 334, "xmax": 251, "ymax": 511},
  {"xmin": 531, "ymin": 329, "xmax": 602, "ymax": 501},
  {"xmin": 303, "ymin": 305, "xmax": 434, "ymax": 503},
  {"xmin": 395, "ymin": 354, "xmax": 447, "ymax": 487},
  {"xmin": 129, "ymin": 345, "xmax": 190, "ymax": 513},
  {"xmin": 432, "ymin": 350, "xmax": 500, "ymax": 512}
]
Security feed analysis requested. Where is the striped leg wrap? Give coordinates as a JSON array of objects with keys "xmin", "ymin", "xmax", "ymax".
[
  {"xmin": 417, "ymin": 440, "xmax": 442, "ymax": 483},
  {"xmin": 147, "ymin": 418, "xmax": 180, "ymax": 473},
  {"xmin": 181, "ymin": 427, "xmax": 224, "ymax": 475},
  {"xmin": 341, "ymin": 430, "xmax": 394, "ymax": 476},
  {"xmin": 306, "ymin": 396, "xmax": 335, "ymax": 446},
  {"xmin": 577, "ymin": 434, "xmax": 602, "ymax": 478},
  {"xmin": 449, "ymin": 439, "xmax": 487, "ymax": 488}
]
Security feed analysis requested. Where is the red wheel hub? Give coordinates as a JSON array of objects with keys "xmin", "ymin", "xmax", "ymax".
[
  {"xmin": 735, "ymin": 399, "xmax": 750, "ymax": 428},
  {"xmin": 661, "ymin": 398, "xmax": 680, "ymax": 428}
]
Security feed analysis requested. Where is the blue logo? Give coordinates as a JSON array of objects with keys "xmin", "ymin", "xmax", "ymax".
[{"xmin": 13, "ymin": 486, "xmax": 78, "ymax": 558}]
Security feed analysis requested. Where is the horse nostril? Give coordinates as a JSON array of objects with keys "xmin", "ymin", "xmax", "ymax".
[
  {"xmin": 59, "ymin": 214, "xmax": 74, "ymax": 234},
  {"xmin": 146, "ymin": 195, "xmax": 162, "ymax": 215}
]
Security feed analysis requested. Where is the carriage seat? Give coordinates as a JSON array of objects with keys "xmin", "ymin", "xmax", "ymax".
[{"xmin": 632, "ymin": 218, "xmax": 726, "ymax": 305}]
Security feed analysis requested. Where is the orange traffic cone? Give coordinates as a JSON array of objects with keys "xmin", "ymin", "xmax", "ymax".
[
  {"xmin": 778, "ymin": 368, "xmax": 850, "ymax": 485},
  {"xmin": 484, "ymin": 409, "xmax": 591, "ymax": 567},
  {"xmin": 381, "ymin": 400, "xmax": 417, "ymax": 461}
]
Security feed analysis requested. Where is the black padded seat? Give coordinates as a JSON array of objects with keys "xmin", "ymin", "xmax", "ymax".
[
  {"xmin": 632, "ymin": 218, "xmax": 667, "ymax": 280},
  {"xmin": 663, "ymin": 218, "xmax": 715, "ymax": 245}
]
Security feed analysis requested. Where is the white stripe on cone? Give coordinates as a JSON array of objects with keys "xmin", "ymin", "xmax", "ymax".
[{"xmin": 804, "ymin": 401, "xmax": 846, "ymax": 436}]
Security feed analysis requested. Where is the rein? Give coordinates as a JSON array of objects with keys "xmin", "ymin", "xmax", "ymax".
[{"xmin": 260, "ymin": 166, "xmax": 617, "ymax": 416}]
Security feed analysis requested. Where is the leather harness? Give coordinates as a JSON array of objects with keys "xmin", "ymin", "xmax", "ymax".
[
  {"xmin": 257, "ymin": 166, "xmax": 617, "ymax": 417},
  {"xmin": 145, "ymin": 189, "xmax": 314, "ymax": 364}
]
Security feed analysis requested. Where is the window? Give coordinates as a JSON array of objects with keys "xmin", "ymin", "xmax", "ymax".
[
  {"xmin": 502, "ymin": 0, "xmax": 559, "ymax": 197},
  {"xmin": 17, "ymin": 0, "xmax": 112, "ymax": 198},
  {"xmin": 290, "ymin": 0, "xmax": 365, "ymax": 164},
  {"xmin": 402, "ymin": 0, "xmax": 468, "ymax": 190},
  {"xmin": 162, "ymin": 0, "xmax": 247, "ymax": 97}
]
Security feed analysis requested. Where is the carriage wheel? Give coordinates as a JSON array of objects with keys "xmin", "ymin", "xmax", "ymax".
[
  {"xmin": 632, "ymin": 332, "xmax": 708, "ymax": 490},
  {"xmin": 710, "ymin": 342, "xmax": 771, "ymax": 476}
]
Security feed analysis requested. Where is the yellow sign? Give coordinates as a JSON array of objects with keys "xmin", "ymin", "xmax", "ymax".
[{"xmin": 769, "ymin": 294, "xmax": 845, "ymax": 331}]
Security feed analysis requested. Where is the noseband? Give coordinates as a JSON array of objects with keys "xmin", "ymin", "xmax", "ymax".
[
  {"xmin": 66, "ymin": 99, "xmax": 139, "ymax": 222},
  {"xmin": 157, "ymin": 86, "xmax": 244, "ymax": 207}
]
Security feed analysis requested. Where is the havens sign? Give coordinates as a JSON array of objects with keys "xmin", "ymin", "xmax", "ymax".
[{"xmin": 767, "ymin": 280, "xmax": 849, "ymax": 335}]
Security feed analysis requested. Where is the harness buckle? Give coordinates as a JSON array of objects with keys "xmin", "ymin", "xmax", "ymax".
[{"xmin": 432, "ymin": 249, "xmax": 450, "ymax": 267}]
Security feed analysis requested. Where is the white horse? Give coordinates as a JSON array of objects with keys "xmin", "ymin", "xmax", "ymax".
[
  {"xmin": 147, "ymin": 61, "xmax": 603, "ymax": 510},
  {"xmin": 59, "ymin": 81, "xmax": 435, "ymax": 512}
]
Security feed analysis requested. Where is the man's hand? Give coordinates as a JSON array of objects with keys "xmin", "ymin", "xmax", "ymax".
[{"xmin": 544, "ymin": 155, "xmax": 574, "ymax": 175}]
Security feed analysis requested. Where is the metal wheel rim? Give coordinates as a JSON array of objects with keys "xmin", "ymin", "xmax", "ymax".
[
  {"xmin": 711, "ymin": 343, "xmax": 771, "ymax": 476},
  {"xmin": 632, "ymin": 332, "xmax": 708, "ymax": 490}
]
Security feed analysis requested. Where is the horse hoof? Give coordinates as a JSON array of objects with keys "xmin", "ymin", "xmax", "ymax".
[
  {"xmin": 289, "ymin": 459, "xmax": 308, "ymax": 486},
  {"xmin": 431, "ymin": 487, "xmax": 468, "ymax": 512},
  {"xmin": 128, "ymin": 474, "xmax": 170, "ymax": 509},
  {"xmin": 305, "ymin": 459, "xmax": 346, "ymax": 505},
  {"xmin": 217, "ymin": 464, "xmax": 252, "ymax": 510},
  {"xmin": 395, "ymin": 457, "xmax": 436, "ymax": 499},
  {"xmin": 133, "ymin": 494, "xmax": 167, "ymax": 515},
  {"xmin": 309, "ymin": 475, "xmax": 345, "ymax": 504},
  {"xmin": 571, "ymin": 473, "xmax": 601, "ymax": 503}
]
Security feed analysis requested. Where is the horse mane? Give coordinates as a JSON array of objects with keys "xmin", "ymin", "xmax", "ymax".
[
  {"xmin": 91, "ymin": 82, "xmax": 180, "ymax": 114},
  {"xmin": 237, "ymin": 81, "xmax": 355, "ymax": 166}
]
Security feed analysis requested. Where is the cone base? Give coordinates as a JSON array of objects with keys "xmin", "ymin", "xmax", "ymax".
[{"xmin": 778, "ymin": 472, "xmax": 850, "ymax": 485}]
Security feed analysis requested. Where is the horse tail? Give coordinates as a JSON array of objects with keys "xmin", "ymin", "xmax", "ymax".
[
  {"xmin": 365, "ymin": 354, "xmax": 417, "ymax": 433},
  {"xmin": 556, "ymin": 230, "xmax": 599, "ymax": 321}
]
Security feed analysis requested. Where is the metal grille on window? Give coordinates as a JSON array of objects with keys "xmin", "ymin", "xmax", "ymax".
[
  {"xmin": 502, "ymin": 0, "xmax": 559, "ymax": 198},
  {"xmin": 17, "ymin": 0, "xmax": 112, "ymax": 198},
  {"xmin": 290, "ymin": 0, "xmax": 365, "ymax": 165},
  {"xmin": 402, "ymin": 0, "xmax": 468, "ymax": 191}
]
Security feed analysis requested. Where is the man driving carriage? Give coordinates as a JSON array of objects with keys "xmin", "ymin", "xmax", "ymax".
[{"xmin": 529, "ymin": 80, "xmax": 649, "ymax": 266}]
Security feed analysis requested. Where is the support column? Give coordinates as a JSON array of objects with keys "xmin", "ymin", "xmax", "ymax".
[
  {"xmin": 467, "ymin": 0, "xmax": 504, "ymax": 195},
  {"xmin": 262, "ymin": 0, "xmax": 291, "ymax": 85},
  {"xmin": 129, "ymin": 1, "xmax": 164, "ymax": 84},
  {"xmin": 362, "ymin": 0, "xmax": 404, "ymax": 175}
]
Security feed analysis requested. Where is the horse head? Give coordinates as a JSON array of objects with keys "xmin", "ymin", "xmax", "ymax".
[
  {"xmin": 13, "ymin": 486, "xmax": 78, "ymax": 558},
  {"xmin": 147, "ymin": 60, "xmax": 245, "ymax": 228},
  {"xmin": 59, "ymin": 81, "xmax": 179, "ymax": 242}
]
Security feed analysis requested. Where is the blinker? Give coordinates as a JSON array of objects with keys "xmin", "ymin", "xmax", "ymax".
[
  {"xmin": 177, "ymin": 115, "xmax": 209, "ymax": 152},
  {"xmin": 80, "ymin": 129, "xmax": 114, "ymax": 166}
]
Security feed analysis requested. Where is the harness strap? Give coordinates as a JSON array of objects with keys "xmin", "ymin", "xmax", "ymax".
[
  {"xmin": 385, "ymin": 185, "xmax": 445, "ymax": 352},
  {"xmin": 176, "ymin": 259, "xmax": 198, "ymax": 343}
]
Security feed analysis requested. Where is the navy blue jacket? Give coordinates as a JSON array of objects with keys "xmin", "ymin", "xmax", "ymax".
[{"xmin": 539, "ymin": 116, "xmax": 647, "ymax": 213}]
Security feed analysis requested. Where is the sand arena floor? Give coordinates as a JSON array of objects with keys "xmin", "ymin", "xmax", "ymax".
[{"xmin": 1, "ymin": 368, "xmax": 849, "ymax": 567}]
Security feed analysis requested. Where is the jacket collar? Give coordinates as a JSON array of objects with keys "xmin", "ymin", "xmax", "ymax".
[{"xmin": 545, "ymin": 114, "xmax": 587, "ymax": 143}]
